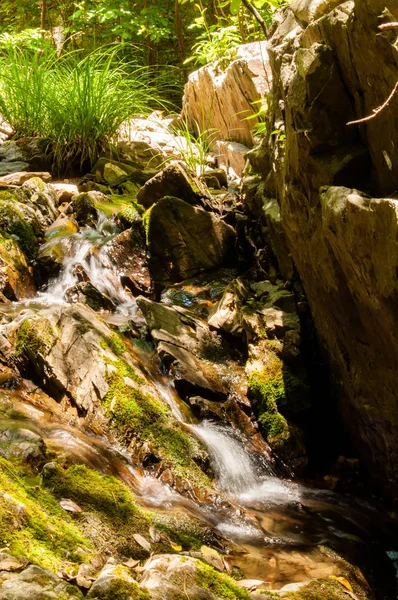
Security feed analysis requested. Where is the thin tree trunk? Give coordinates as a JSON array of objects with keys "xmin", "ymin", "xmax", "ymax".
[{"xmin": 40, "ymin": 0, "xmax": 47, "ymax": 33}]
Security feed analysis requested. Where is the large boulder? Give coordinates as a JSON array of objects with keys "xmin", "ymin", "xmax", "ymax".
[
  {"xmin": 144, "ymin": 196, "xmax": 236, "ymax": 284},
  {"xmin": 136, "ymin": 162, "xmax": 210, "ymax": 209},
  {"xmin": 183, "ymin": 42, "xmax": 272, "ymax": 147},
  {"xmin": 263, "ymin": 0, "xmax": 398, "ymax": 497}
]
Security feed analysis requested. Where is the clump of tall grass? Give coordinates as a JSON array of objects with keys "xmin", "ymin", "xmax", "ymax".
[{"xmin": 0, "ymin": 46, "xmax": 166, "ymax": 173}]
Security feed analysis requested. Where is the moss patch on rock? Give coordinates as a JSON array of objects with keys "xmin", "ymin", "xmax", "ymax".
[
  {"xmin": 102, "ymin": 359, "xmax": 210, "ymax": 490},
  {"xmin": 248, "ymin": 357, "xmax": 307, "ymax": 448},
  {"xmin": 0, "ymin": 457, "xmax": 93, "ymax": 571},
  {"xmin": 15, "ymin": 316, "xmax": 55, "ymax": 359},
  {"xmin": 194, "ymin": 561, "xmax": 251, "ymax": 599},
  {"xmin": 43, "ymin": 463, "xmax": 206, "ymax": 558}
]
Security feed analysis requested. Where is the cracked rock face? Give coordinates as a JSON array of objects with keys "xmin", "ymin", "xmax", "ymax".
[
  {"xmin": 182, "ymin": 41, "xmax": 272, "ymax": 148},
  {"xmin": 262, "ymin": 0, "xmax": 398, "ymax": 497}
]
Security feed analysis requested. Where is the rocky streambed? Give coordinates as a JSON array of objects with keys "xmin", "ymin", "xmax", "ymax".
[{"xmin": 0, "ymin": 2, "xmax": 398, "ymax": 597}]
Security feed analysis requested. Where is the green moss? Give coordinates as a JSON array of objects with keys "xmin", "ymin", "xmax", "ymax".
[
  {"xmin": 0, "ymin": 199, "xmax": 37, "ymax": 258},
  {"xmin": 100, "ymin": 332, "xmax": 129, "ymax": 356},
  {"xmin": 0, "ymin": 457, "xmax": 92, "ymax": 571},
  {"xmin": 89, "ymin": 579, "xmax": 151, "ymax": 600},
  {"xmin": 15, "ymin": 317, "xmax": 55, "ymax": 358},
  {"xmin": 118, "ymin": 202, "xmax": 143, "ymax": 228},
  {"xmin": 283, "ymin": 578, "xmax": 354, "ymax": 599},
  {"xmin": 142, "ymin": 204, "xmax": 155, "ymax": 243},
  {"xmin": 194, "ymin": 561, "xmax": 251, "ymax": 600},
  {"xmin": 44, "ymin": 463, "xmax": 139, "ymax": 521}
]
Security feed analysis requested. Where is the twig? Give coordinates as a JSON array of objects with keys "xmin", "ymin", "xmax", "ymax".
[
  {"xmin": 379, "ymin": 22, "xmax": 398, "ymax": 31},
  {"xmin": 347, "ymin": 80, "xmax": 398, "ymax": 125},
  {"xmin": 241, "ymin": 0, "xmax": 268, "ymax": 38}
]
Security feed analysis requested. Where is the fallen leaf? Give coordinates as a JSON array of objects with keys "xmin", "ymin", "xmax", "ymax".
[
  {"xmin": 0, "ymin": 556, "xmax": 28, "ymax": 571},
  {"xmin": 123, "ymin": 558, "xmax": 140, "ymax": 569},
  {"xmin": 149, "ymin": 526, "xmax": 160, "ymax": 543},
  {"xmin": 200, "ymin": 546, "xmax": 224, "ymax": 571},
  {"xmin": 59, "ymin": 499, "xmax": 83, "ymax": 513},
  {"xmin": 133, "ymin": 534, "xmax": 151, "ymax": 552},
  {"xmin": 329, "ymin": 576, "xmax": 354, "ymax": 592},
  {"xmin": 237, "ymin": 579, "xmax": 266, "ymax": 591},
  {"xmin": 170, "ymin": 544, "xmax": 182, "ymax": 552}
]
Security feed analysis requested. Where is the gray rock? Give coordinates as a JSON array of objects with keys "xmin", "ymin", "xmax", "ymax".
[{"xmin": 0, "ymin": 564, "xmax": 83, "ymax": 599}]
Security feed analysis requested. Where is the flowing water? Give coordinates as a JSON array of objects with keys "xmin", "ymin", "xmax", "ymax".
[{"xmin": 1, "ymin": 211, "xmax": 397, "ymax": 598}]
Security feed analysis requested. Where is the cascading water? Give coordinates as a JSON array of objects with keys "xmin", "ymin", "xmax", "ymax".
[
  {"xmin": 190, "ymin": 420, "xmax": 300, "ymax": 506},
  {"xmin": 1, "ymin": 204, "xmax": 396, "ymax": 598},
  {"xmin": 36, "ymin": 212, "xmax": 137, "ymax": 316}
]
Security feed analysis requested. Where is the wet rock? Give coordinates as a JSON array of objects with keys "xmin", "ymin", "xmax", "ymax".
[
  {"xmin": 101, "ymin": 223, "xmax": 151, "ymax": 296},
  {"xmin": 0, "ymin": 172, "xmax": 51, "ymax": 186},
  {"xmin": 136, "ymin": 161, "xmax": 210, "ymax": 210},
  {"xmin": 209, "ymin": 277, "xmax": 300, "ymax": 346},
  {"xmin": 50, "ymin": 183, "xmax": 79, "ymax": 205},
  {"xmin": 0, "ymin": 232, "xmax": 35, "ymax": 301},
  {"xmin": 201, "ymin": 169, "xmax": 229, "ymax": 191},
  {"xmin": 92, "ymin": 156, "xmax": 157, "ymax": 187},
  {"xmin": 117, "ymin": 139, "xmax": 165, "ymax": 170},
  {"xmin": 137, "ymin": 298, "xmax": 243, "ymax": 400},
  {"xmin": 138, "ymin": 553, "xmax": 247, "ymax": 600},
  {"xmin": 1, "ymin": 303, "xmax": 137, "ymax": 420},
  {"xmin": 0, "ymin": 178, "xmax": 58, "ymax": 254},
  {"xmin": 64, "ymin": 282, "xmax": 116, "ymax": 311},
  {"xmin": 144, "ymin": 196, "xmax": 236, "ymax": 284},
  {"xmin": 265, "ymin": 0, "xmax": 398, "ymax": 497},
  {"xmin": 214, "ymin": 141, "xmax": 250, "ymax": 178},
  {"xmin": 183, "ymin": 41, "xmax": 272, "ymax": 148},
  {"xmin": 35, "ymin": 216, "xmax": 79, "ymax": 283},
  {"xmin": 0, "ymin": 564, "xmax": 83, "ymax": 599},
  {"xmin": 0, "ymin": 428, "xmax": 46, "ymax": 468},
  {"xmin": 0, "ymin": 138, "xmax": 50, "ymax": 177},
  {"xmin": 72, "ymin": 191, "xmax": 110, "ymax": 225},
  {"xmin": 160, "ymin": 268, "xmax": 238, "ymax": 318}
]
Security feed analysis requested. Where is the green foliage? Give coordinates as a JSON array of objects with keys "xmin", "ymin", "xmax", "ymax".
[
  {"xmin": 187, "ymin": 25, "xmax": 241, "ymax": 68},
  {"xmin": 0, "ymin": 46, "xmax": 165, "ymax": 172}
]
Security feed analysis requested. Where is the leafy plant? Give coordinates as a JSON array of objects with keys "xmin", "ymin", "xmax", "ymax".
[
  {"xmin": 170, "ymin": 117, "xmax": 219, "ymax": 176},
  {"xmin": 0, "ymin": 46, "xmax": 166, "ymax": 173},
  {"xmin": 244, "ymin": 97, "xmax": 268, "ymax": 136},
  {"xmin": 186, "ymin": 24, "xmax": 241, "ymax": 68}
]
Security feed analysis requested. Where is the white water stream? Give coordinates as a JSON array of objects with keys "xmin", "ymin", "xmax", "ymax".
[{"xmin": 36, "ymin": 212, "xmax": 138, "ymax": 317}]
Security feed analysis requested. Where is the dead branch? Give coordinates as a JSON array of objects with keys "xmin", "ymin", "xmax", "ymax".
[
  {"xmin": 347, "ymin": 80, "xmax": 398, "ymax": 125},
  {"xmin": 378, "ymin": 22, "xmax": 398, "ymax": 31},
  {"xmin": 241, "ymin": 0, "xmax": 268, "ymax": 38}
]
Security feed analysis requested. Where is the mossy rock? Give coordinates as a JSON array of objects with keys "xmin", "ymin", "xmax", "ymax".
[
  {"xmin": 0, "ymin": 457, "xmax": 93, "ymax": 571},
  {"xmin": 0, "ymin": 228, "xmax": 35, "ymax": 300},
  {"xmin": 248, "ymin": 357, "xmax": 308, "ymax": 448},
  {"xmin": 102, "ymin": 357, "xmax": 210, "ymax": 491}
]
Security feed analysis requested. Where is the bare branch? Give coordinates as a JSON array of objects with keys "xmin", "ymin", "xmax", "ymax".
[
  {"xmin": 347, "ymin": 80, "xmax": 398, "ymax": 125},
  {"xmin": 379, "ymin": 22, "xmax": 398, "ymax": 31},
  {"xmin": 241, "ymin": 0, "xmax": 268, "ymax": 38}
]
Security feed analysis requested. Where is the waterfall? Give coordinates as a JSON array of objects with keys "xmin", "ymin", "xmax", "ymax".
[
  {"xmin": 190, "ymin": 420, "xmax": 300, "ymax": 506},
  {"xmin": 36, "ymin": 212, "xmax": 137, "ymax": 316}
]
